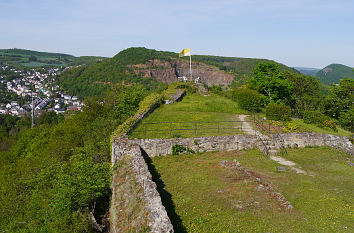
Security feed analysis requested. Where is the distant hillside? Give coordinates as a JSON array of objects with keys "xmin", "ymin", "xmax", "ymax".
[
  {"xmin": 191, "ymin": 55, "xmax": 299, "ymax": 86},
  {"xmin": 316, "ymin": 64, "xmax": 354, "ymax": 85},
  {"xmin": 0, "ymin": 48, "xmax": 107, "ymax": 68},
  {"xmin": 294, "ymin": 67, "xmax": 320, "ymax": 76},
  {"xmin": 58, "ymin": 47, "xmax": 299, "ymax": 99}
]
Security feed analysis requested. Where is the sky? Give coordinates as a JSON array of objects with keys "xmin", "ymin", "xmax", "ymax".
[{"xmin": 1, "ymin": 0, "xmax": 353, "ymax": 68}]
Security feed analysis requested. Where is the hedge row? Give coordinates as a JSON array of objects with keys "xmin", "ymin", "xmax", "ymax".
[{"xmin": 111, "ymin": 93, "xmax": 163, "ymax": 141}]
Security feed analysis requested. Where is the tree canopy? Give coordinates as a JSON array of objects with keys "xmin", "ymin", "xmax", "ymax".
[{"xmin": 248, "ymin": 63, "xmax": 294, "ymax": 105}]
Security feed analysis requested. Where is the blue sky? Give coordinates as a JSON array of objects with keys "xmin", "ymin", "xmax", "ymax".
[{"xmin": 1, "ymin": 0, "xmax": 353, "ymax": 68}]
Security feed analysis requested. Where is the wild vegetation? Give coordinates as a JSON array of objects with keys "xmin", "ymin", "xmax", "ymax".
[
  {"xmin": 227, "ymin": 62, "xmax": 353, "ymax": 134},
  {"xmin": 0, "ymin": 83, "xmax": 154, "ymax": 232}
]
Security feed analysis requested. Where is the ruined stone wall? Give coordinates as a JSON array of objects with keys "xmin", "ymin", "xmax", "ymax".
[
  {"xmin": 275, "ymin": 133, "xmax": 353, "ymax": 155},
  {"xmin": 111, "ymin": 118, "xmax": 352, "ymax": 232},
  {"xmin": 111, "ymin": 138, "xmax": 174, "ymax": 233},
  {"xmin": 127, "ymin": 135, "xmax": 259, "ymax": 157}
]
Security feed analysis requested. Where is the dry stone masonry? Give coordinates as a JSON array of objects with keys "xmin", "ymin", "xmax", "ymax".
[
  {"xmin": 111, "ymin": 108, "xmax": 352, "ymax": 232},
  {"xmin": 219, "ymin": 160, "xmax": 294, "ymax": 211},
  {"xmin": 111, "ymin": 137, "xmax": 174, "ymax": 233}
]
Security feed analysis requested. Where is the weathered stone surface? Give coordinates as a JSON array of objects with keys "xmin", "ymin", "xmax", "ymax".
[
  {"xmin": 169, "ymin": 90, "xmax": 185, "ymax": 103},
  {"xmin": 256, "ymin": 184, "xmax": 265, "ymax": 191},
  {"xmin": 275, "ymin": 133, "xmax": 353, "ymax": 156},
  {"xmin": 277, "ymin": 167, "xmax": 287, "ymax": 172},
  {"xmin": 219, "ymin": 159, "xmax": 294, "ymax": 211},
  {"xmin": 112, "ymin": 139, "xmax": 174, "ymax": 233},
  {"xmin": 126, "ymin": 135, "xmax": 259, "ymax": 157},
  {"xmin": 131, "ymin": 59, "xmax": 235, "ymax": 86}
]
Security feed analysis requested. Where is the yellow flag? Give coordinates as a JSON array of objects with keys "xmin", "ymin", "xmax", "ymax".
[{"xmin": 179, "ymin": 48, "xmax": 191, "ymax": 57}]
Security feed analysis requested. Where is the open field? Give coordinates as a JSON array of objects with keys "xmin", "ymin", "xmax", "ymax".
[
  {"xmin": 150, "ymin": 147, "xmax": 354, "ymax": 232},
  {"xmin": 129, "ymin": 93, "xmax": 248, "ymax": 139}
]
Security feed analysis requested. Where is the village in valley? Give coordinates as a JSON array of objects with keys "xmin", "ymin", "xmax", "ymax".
[{"xmin": 0, "ymin": 65, "xmax": 83, "ymax": 117}]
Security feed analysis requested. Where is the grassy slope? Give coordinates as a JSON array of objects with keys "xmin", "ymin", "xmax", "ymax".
[
  {"xmin": 292, "ymin": 119, "xmax": 352, "ymax": 137},
  {"xmin": 254, "ymin": 112, "xmax": 351, "ymax": 137},
  {"xmin": 129, "ymin": 93, "xmax": 248, "ymax": 138},
  {"xmin": 151, "ymin": 147, "xmax": 353, "ymax": 232}
]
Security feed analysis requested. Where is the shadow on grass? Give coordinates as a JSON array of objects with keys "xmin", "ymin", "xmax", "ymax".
[{"xmin": 141, "ymin": 148, "xmax": 187, "ymax": 233}]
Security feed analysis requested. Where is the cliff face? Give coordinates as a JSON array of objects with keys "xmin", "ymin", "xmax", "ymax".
[{"xmin": 131, "ymin": 59, "xmax": 235, "ymax": 86}]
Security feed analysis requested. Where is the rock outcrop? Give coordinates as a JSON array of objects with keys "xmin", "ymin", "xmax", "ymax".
[{"xmin": 131, "ymin": 59, "xmax": 235, "ymax": 86}]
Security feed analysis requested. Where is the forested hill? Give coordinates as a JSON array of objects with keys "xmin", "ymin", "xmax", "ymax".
[
  {"xmin": 0, "ymin": 48, "xmax": 107, "ymax": 67},
  {"xmin": 316, "ymin": 64, "xmax": 354, "ymax": 85},
  {"xmin": 58, "ymin": 47, "xmax": 298, "ymax": 99},
  {"xmin": 191, "ymin": 54, "xmax": 299, "ymax": 79}
]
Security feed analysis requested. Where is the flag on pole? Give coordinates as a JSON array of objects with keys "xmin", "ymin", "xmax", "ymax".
[{"xmin": 179, "ymin": 48, "xmax": 191, "ymax": 57}]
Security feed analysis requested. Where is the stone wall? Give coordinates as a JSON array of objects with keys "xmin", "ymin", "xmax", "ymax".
[
  {"xmin": 111, "ymin": 138, "xmax": 174, "ymax": 233},
  {"xmin": 126, "ymin": 135, "xmax": 260, "ymax": 157},
  {"xmin": 275, "ymin": 133, "xmax": 353, "ymax": 155},
  {"xmin": 111, "ymin": 129, "xmax": 352, "ymax": 232}
]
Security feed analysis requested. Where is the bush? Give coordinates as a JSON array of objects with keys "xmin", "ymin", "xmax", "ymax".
[
  {"xmin": 232, "ymin": 88, "xmax": 261, "ymax": 112},
  {"xmin": 338, "ymin": 109, "xmax": 354, "ymax": 132},
  {"xmin": 265, "ymin": 102, "xmax": 291, "ymax": 121},
  {"xmin": 303, "ymin": 110, "xmax": 337, "ymax": 131},
  {"xmin": 172, "ymin": 144, "xmax": 195, "ymax": 155},
  {"xmin": 284, "ymin": 121, "xmax": 299, "ymax": 132},
  {"xmin": 172, "ymin": 144, "xmax": 186, "ymax": 155}
]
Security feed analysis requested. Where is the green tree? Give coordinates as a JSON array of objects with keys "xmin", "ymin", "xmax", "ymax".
[
  {"xmin": 248, "ymin": 63, "xmax": 294, "ymax": 105},
  {"xmin": 265, "ymin": 102, "xmax": 292, "ymax": 121},
  {"xmin": 324, "ymin": 78, "xmax": 354, "ymax": 119},
  {"xmin": 283, "ymin": 71, "xmax": 322, "ymax": 116},
  {"xmin": 232, "ymin": 87, "xmax": 261, "ymax": 112}
]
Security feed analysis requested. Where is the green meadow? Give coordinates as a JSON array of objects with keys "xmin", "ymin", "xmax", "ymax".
[{"xmin": 150, "ymin": 147, "xmax": 354, "ymax": 232}]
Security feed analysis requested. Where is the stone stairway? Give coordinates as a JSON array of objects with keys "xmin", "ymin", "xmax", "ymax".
[{"xmin": 257, "ymin": 137, "xmax": 280, "ymax": 156}]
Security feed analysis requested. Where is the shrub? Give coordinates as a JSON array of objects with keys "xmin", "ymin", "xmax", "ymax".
[
  {"xmin": 265, "ymin": 102, "xmax": 291, "ymax": 121},
  {"xmin": 172, "ymin": 144, "xmax": 186, "ymax": 155},
  {"xmin": 232, "ymin": 88, "xmax": 261, "ymax": 112},
  {"xmin": 172, "ymin": 144, "xmax": 195, "ymax": 155},
  {"xmin": 338, "ymin": 109, "xmax": 354, "ymax": 132},
  {"xmin": 284, "ymin": 121, "xmax": 299, "ymax": 132},
  {"xmin": 303, "ymin": 110, "xmax": 337, "ymax": 131},
  {"xmin": 303, "ymin": 110, "xmax": 324, "ymax": 124},
  {"xmin": 111, "ymin": 93, "xmax": 163, "ymax": 141}
]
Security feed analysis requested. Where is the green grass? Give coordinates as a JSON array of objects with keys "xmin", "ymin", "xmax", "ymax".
[
  {"xmin": 247, "ymin": 114, "xmax": 352, "ymax": 137},
  {"xmin": 151, "ymin": 147, "xmax": 353, "ymax": 232},
  {"xmin": 292, "ymin": 119, "xmax": 352, "ymax": 137},
  {"xmin": 129, "ymin": 93, "xmax": 248, "ymax": 138}
]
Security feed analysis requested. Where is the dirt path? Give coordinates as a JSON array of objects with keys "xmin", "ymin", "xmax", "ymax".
[
  {"xmin": 238, "ymin": 114, "xmax": 307, "ymax": 175},
  {"xmin": 270, "ymin": 155, "xmax": 307, "ymax": 175},
  {"xmin": 238, "ymin": 114, "xmax": 264, "ymax": 137}
]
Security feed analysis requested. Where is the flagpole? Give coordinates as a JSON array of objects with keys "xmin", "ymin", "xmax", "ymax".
[{"xmin": 189, "ymin": 54, "xmax": 192, "ymax": 78}]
